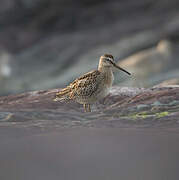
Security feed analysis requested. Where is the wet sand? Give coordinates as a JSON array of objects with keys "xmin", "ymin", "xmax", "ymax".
[{"xmin": 0, "ymin": 127, "xmax": 179, "ymax": 180}]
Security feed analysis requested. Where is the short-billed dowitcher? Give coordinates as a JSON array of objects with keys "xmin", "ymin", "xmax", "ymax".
[{"xmin": 54, "ymin": 54, "xmax": 131, "ymax": 112}]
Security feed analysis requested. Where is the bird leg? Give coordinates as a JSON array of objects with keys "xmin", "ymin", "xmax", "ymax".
[
  {"xmin": 87, "ymin": 104, "xmax": 91, "ymax": 112},
  {"xmin": 83, "ymin": 104, "xmax": 91, "ymax": 112},
  {"xmin": 83, "ymin": 104, "xmax": 87, "ymax": 112}
]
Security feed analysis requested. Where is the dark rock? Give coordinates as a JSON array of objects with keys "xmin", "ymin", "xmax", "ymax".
[
  {"xmin": 1, "ymin": 0, "xmax": 179, "ymax": 52},
  {"xmin": 0, "ymin": 86, "xmax": 178, "ymax": 129}
]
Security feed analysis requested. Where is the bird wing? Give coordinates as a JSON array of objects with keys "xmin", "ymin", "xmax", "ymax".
[{"xmin": 68, "ymin": 70, "xmax": 101, "ymax": 97}]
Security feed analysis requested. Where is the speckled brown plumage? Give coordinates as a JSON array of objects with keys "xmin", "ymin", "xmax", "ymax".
[
  {"xmin": 55, "ymin": 70, "xmax": 103, "ymax": 104},
  {"xmin": 54, "ymin": 54, "xmax": 131, "ymax": 112}
]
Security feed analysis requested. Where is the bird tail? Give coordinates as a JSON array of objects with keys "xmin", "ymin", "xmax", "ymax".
[{"xmin": 53, "ymin": 87, "xmax": 71, "ymax": 102}]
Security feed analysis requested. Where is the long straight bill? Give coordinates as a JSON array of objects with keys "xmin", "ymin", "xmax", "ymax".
[{"xmin": 113, "ymin": 63, "xmax": 131, "ymax": 75}]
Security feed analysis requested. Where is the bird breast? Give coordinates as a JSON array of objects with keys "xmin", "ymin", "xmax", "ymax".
[
  {"xmin": 97, "ymin": 70, "xmax": 114, "ymax": 100},
  {"xmin": 103, "ymin": 69, "xmax": 114, "ymax": 88}
]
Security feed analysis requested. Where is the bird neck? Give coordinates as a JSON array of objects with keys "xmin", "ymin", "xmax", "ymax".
[
  {"xmin": 98, "ymin": 63, "xmax": 112, "ymax": 72},
  {"xmin": 98, "ymin": 66, "xmax": 114, "ymax": 87}
]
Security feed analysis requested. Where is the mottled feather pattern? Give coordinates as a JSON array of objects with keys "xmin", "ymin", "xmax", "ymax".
[
  {"xmin": 55, "ymin": 70, "xmax": 102, "ymax": 102},
  {"xmin": 55, "ymin": 87, "xmax": 71, "ymax": 101},
  {"xmin": 69, "ymin": 70, "xmax": 101, "ymax": 99}
]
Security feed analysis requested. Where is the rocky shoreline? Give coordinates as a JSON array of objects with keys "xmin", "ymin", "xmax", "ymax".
[{"xmin": 0, "ymin": 86, "xmax": 178, "ymax": 130}]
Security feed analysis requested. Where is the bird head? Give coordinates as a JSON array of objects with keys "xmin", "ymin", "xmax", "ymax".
[{"xmin": 99, "ymin": 54, "xmax": 131, "ymax": 75}]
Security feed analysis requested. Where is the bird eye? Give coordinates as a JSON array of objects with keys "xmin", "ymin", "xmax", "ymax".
[{"xmin": 106, "ymin": 58, "xmax": 113, "ymax": 63}]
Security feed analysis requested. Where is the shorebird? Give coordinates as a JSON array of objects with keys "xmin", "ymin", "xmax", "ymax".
[{"xmin": 54, "ymin": 54, "xmax": 131, "ymax": 112}]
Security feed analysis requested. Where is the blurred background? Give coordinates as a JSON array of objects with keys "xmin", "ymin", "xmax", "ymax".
[{"xmin": 0, "ymin": 0, "xmax": 179, "ymax": 96}]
